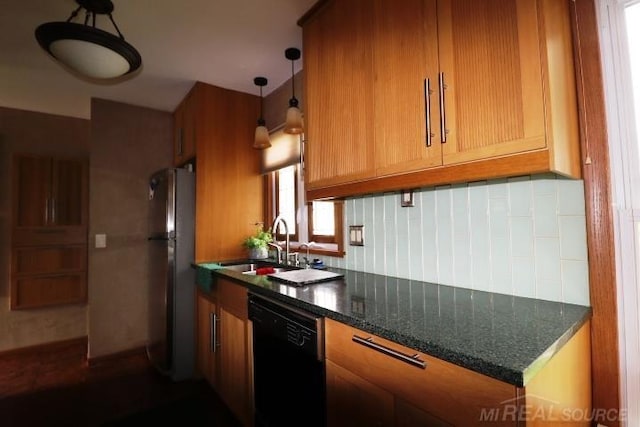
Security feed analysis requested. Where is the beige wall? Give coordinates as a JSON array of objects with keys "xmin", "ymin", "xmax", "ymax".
[
  {"xmin": 88, "ymin": 99, "xmax": 172, "ymax": 358},
  {"xmin": 0, "ymin": 107, "xmax": 90, "ymax": 352}
]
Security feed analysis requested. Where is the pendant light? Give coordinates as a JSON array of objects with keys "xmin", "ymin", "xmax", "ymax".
[
  {"xmin": 253, "ymin": 77, "xmax": 271, "ymax": 149},
  {"xmin": 35, "ymin": 0, "xmax": 142, "ymax": 80},
  {"xmin": 284, "ymin": 47, "xmax": 304, "ymax": 135}
]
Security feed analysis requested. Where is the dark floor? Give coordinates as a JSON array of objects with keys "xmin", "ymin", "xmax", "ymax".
[{"xmin": 0, "ymin": 339, "xmax": 241, "ymax": 427}]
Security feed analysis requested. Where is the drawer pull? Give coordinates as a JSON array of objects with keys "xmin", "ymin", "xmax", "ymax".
[{"xmin": 352, "ymin": 334, "xmax": 426, "ymax": 369}]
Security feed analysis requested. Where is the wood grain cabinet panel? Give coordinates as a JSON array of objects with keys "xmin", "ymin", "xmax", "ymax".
[
  {"xmin": 303, "ymin": 0, "xmax": 376, "ymax": 188},
  {"xmin": 11, "ymin": 154, "xmax": 88, "ymax": 310},
  {"xmin": 301, "ymin": 0, "xmax": 580, "ymax": 200},
  {"xmin": 196, "ymin": 290, "xmax": 217, "ymax": 387},
  {"xmin": 173, "ymin": 86, "xmax": 199, "ymax": 167},
  {"xmin": 324, "ymin": 318, "xmax": 592, "ymax": 427},
  {"xmin": 196, "ymin": 280, "xmax": 253, "ymax": 427}
]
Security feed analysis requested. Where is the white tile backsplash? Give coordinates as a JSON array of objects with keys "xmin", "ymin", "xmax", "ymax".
[{"xmin": 316, "ymin": 175, "xmax": 590, "ymax": 305}]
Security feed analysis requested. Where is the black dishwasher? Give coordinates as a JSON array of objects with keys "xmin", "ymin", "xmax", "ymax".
[{"xmin": 248, "ymin": 293, "xmax": 325, "ymax": 427}]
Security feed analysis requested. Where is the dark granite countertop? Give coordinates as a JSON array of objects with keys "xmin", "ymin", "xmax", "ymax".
[{"xmin": 196, "ymin": 261, "xmax": 591, "ymax": 388}]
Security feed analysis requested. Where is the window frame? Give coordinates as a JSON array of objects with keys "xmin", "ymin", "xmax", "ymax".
[
  {"xmin": 273, "ymin": 165, "xmax": 299, "ymax": 242},
  {"xmin": 307, "ymin": 200, "xmax": 344, "ymax": 245}
]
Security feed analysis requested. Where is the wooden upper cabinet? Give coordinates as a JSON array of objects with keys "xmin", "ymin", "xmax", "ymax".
[
  {"xmin": 303, "ymin": 0, "xmax": 376, "ymax": 189},
  {"xmin": 11, "ymin": 154, "xmax": 88, "ymax": 310},
  {"xmin": 373, "ymin": 0, "xmax": 443, "ymax": 176},
  {"xmin": 438, "ymin": 0, "xmax": 546, "ymax": 165},
  {"xmin": 173, "ymin": 86, "xmax": 198, "ymax": 166},
  {"xmin": 13, "ymin": 155, "xmax": 87, "ymax": 229},
  {"xmin": 300, "ymin": 0, "xmax": 581, "ymax": 200}
]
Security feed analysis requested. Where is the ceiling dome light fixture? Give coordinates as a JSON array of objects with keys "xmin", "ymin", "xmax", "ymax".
[
  {"xmin": 253, "ymin": 77, "xmax": 272, "ymax": 150},
  {"xmin": 35, "ymin": 0, "xmax": 142, "ymax": 80},
  {"xmin": 284, "ymin": 47, "xmax": 304, "ymax": 135}
]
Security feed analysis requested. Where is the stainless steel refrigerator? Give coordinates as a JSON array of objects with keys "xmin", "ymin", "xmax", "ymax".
[{"xmin": 146, "ymin": 167, "xmax": 195, "ymax": 381}]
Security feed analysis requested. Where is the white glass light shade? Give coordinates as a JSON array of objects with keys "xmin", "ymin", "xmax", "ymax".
[
  {"xmin": 284, "ymin": 106, "xmax": 304, "ymax": 135},
  {"xmin": 254, "ymin": 125, "xmax": 272, "ymax": 149},
  {"xmin": 35, "ymin": 21, "xmax": 141, "ymax": 80},
  {"xmin": 50, "ymin": 39, "xmax": 130, "ymax": 79}
]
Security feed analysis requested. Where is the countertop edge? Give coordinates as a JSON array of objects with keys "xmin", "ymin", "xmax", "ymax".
[{"xmin": 204, "ymin": 266, "xmax": 591, "ymax": 388}]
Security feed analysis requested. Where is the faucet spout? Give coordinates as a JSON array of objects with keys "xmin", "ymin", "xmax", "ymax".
[{"xmin": 271, "ymin": 214, "xmax": 290, "ymax": 265}]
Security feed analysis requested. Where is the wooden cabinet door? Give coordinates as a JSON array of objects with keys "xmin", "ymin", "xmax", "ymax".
[
  {"xmin": 326, "ymin": 359, "xmax": 395, "ymax": 427},
  {"xmin": 373, "ymin": 0, "xmax": 443, "ymax": 177},
  {"xmin": 303, "ymin": 0, "xmax": 376, "ymax": 189},
  {"xmin": 13, "ymin": 155, "xmax": 52, "ymax": 227},
  {"xmin": 395, "ymin": 398, "xmax": 452, "ymax": 427},
  {"xmin": 196, "ymin": 292, "xmax": 217, "ymax": 386},
  {"xmin": 173, "ymin": 100, "xmax": 186, "ymax": 166},
  {"xmin": 216, "ymin": 278, "xmax": 252, "ymax": 426},
  {"xmin": 219, "ymin": 306, "xmax": 252, "ymax": 427},
  {"xmin": 437, "ymin": 0, "xmax": 546, "ymax": 165},
  {"xmin": 51, "ymin": 158, "xmax": 86, "ymax": 226}
]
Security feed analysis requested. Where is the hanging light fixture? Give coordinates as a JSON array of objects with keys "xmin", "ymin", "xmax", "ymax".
[
  {"xmin": 35, "ymin": 0, "xmax": 142, "ymax": 80},
  {"xmin": 253, "ymin": 77, "xmax": 271, "ymax": 149},
  {"xmin": 284, "ymin": 47, "xmax": 304, "ymax": 135}
]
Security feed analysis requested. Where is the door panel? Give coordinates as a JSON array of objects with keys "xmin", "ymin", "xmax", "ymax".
[
  {"xmin": 51, "ymin": 159, "xmax": 84, "ymax": 226},
  {"xmin": 14, "ymin": 155, "xmax": 51, "ymax": 227}
]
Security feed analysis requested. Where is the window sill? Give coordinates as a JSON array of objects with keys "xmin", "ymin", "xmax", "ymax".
[{"xmin": 288, "ymin": 242, "xmax": 345, "ymax": 258}]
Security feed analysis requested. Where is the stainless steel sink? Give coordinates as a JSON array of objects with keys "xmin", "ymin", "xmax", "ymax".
[{"xmin": 221, "ymin": 262, "xmax": 295, "ymax": 275}]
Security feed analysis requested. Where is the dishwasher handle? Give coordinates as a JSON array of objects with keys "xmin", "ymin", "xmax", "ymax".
[{"xmin": 352, "ymin": 334, "xmax": 426, "ymax": 369}]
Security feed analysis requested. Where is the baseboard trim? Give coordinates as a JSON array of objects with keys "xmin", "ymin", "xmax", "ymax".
[
  {"xmin": 87, "ymin": 345, "xmax": 148, "ymax": 367},
  {"xmin": 0, "ymin": 336, "xmax": 88, "ymax": 359}
]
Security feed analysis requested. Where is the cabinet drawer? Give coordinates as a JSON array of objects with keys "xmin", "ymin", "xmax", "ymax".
[
  {"xmin": 12, "ymin": 274, "xmax": 87, "ymax": 309},
  {"xmin": 325, "ymin": 318, "xmax": 515, "ymax": 426},
  {"xmin": 12, "ymin": 246, "xmax": 86, "ymax": 275}
]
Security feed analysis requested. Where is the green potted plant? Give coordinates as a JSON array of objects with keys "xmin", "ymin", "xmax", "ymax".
[{"xmin": 243, "ymin": 225, "xmax": 273, "ymax": 259}]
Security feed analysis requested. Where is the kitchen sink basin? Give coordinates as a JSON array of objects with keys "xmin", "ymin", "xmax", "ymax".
[{"xmin": 221, "ymin": 262, "xmax": 296, "ymax": 275}]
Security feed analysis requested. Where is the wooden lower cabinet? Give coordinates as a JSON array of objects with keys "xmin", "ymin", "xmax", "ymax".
[
  {"xmin": 196, "ymin": 280, "xmax": 253, "ymax": 427},
  {"xmin": 196, "ymin": 290, "xmax": 217, "ymax": 386},
  {"xmin": 326, "ymin": 359, "xmax": 395, "ymax": 427},
  {"xmin": 325, "ymin": 318, "xmax": 591, "ymax": 427}
]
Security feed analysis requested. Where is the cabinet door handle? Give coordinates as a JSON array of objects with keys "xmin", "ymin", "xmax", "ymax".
[
  {"xmin": 178, "ymin": 128, "xmax": 184, "ymax": 156},
  {"xmin": 210, "ymin": 312, "xmax": 218, "ymax": 353},
  {"xmin": 352, "ymin": 334, "xmax": 426, "ymax": 369},
  {"xmin": 50, "ymin": 197, "xmax": 56, "ymax": 225},
  {"xmin": 423, "ymin": 78, "xmax": 433, "ymax": 147},
  {"xmin": 44, "ymin": 197, "xmax": 49, "ymax": 225},
  {"xmin": 439, "ymin": 72, "xmax": 448, "ymax": 143}
]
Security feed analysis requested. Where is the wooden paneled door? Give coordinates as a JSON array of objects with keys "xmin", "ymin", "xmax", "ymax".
[
  {"xmin": 437, "ymin": 0, "xmax": 547, "ymax": 165},
  {"xmin": 196, "ymin": 291, "xmax": 217, "ymax": 386}
]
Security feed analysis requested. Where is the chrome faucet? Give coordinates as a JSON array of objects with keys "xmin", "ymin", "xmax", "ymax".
[
  {"xmin": 271, "ymin": 214, "xmax": 290, "ymax": 265},
  {"xmin": 267, "ymin": 242, "xmax": 282, "ymax": 264},
  {"xmin": 299, "ymin": 241, "xmax": 315, "ymax": 268}
]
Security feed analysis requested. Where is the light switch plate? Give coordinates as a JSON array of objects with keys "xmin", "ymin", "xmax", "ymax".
[
  {"xmin": 95, "ymin": 233, "xmax": 107, "ymax": 248},
  {"xmin": 349, "ymin": 225, "xmax": 364, "ymax": 246}
]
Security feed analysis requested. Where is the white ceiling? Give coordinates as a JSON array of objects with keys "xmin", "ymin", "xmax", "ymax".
[{"xmin": 0, "ymin": 0, "xmax": 316, "ymax": 119}]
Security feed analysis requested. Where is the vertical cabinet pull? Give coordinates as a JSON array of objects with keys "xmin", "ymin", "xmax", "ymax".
[
  {"xmin": 423, "ymin": 78, "xmax": 433, "ymax": 147},
  {"xmin": 439, "ymin": 72, "xmax": 448, "ymax": 143},
  {"xmin": 178, "ymin": 128, "xmax": 184, "ymax": 156},
  {"xmin": 210, "ymin": 312, "xmax": 218, "ymax": 352},
  {"xmin": 352, "ymin": 335, "xmax": 426, "ymax": 369},
  {"xmin": 44, "ymin": 197, "xmax": 50, "ymax": 225}
]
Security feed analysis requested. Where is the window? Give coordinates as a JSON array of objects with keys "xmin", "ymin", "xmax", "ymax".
[
  {"xmin": 274, "ymin": 165, "xmax": 298, "ymax": 241},
  {"xmin": 265, "ymin": 128, "xmax": 343, "ymax": 255},
  {"xmin": 308, "ymin": 201, "xmax": 341, "ymax": 244}
]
